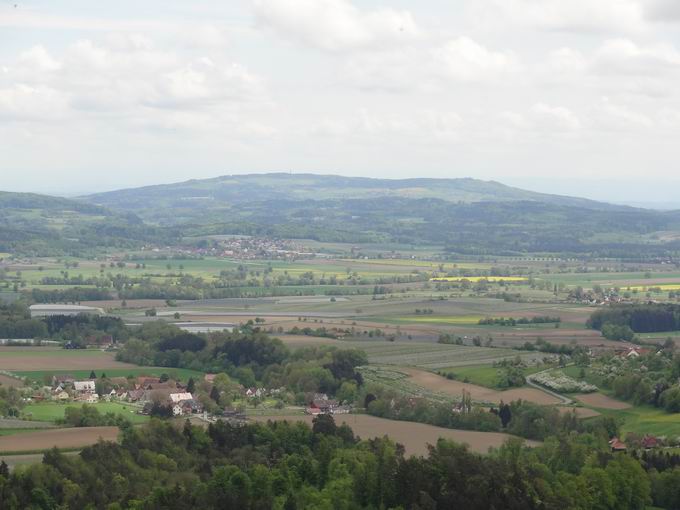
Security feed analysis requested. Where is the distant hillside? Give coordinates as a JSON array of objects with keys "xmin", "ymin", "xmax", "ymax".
[
  {"xmin": 78, "ymin": 173, "xmax": 680, "ymax": 258},
  {"xmin": 4, "ymin": 175, "xmax": 680, "ymax": 258},
  {"xmin": 84, "ymin": 173, "xmax": 630, "ymax": 224},
  {"xmin": 0, "ymin": 191, "xmax": 109, "ymax": 215},
  {"xmin": 0, "ymin": 191, "xmax": 171, "ymax": 256}
]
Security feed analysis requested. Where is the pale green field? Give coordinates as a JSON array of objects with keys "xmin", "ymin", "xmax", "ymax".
[{"xmin": 22, "ymin": 402, "xmax": 148, "ymax": 424}]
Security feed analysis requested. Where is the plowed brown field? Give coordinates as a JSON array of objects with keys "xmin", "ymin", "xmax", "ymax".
[
  {"xmin": 402, "ymin": 367, "xmax": 562, "ymax": 405},
  {"xmin": 0, "ymin": 426, "xmax": 119, "ymax": 453},
  {"xmin": 251, "ymin": 414, "xmax": 540, "ymax": 455}
]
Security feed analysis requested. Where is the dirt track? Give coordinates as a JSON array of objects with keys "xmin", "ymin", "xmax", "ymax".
[
  {"xmin": 402, "ymin": 367, "xmax": 562, "ymax": 405},
  {"xmin": 251, "ymin": 414, "xmax": 540, "ymax": 455},
  {"xmin": 0, "ymin": 426, "xmax": 119, "ymax": 453}
]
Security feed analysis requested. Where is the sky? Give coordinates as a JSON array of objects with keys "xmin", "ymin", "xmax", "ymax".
[{"xmin": 1, "ymin": 0, "xmax": 680, "ymax": 204}]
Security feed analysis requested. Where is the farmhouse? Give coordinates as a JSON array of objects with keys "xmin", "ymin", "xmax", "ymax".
[
  {"xmin": 642, "ymin": 435, "xmax": 659, "ymax": 450},
  {"xmin": 126, "ymin": 389, "xmax": 144, "ymax": 402},
  {"xmin": 609, "ymin": 438, "xmax": 627, "ymax": 452},
  {"xmin": 245, "ymin": 387, "xmax": 265, "ymax": 398},
  {"xmin": 77, "ymin": 393, "xmax": 99, "ymax": 404},
  {"xmin": 29, "ymin": 304, "xmax": 104, "ymax": 318},
  {"xmin": 52, "ymin": 375, "xmax": 75, "ymax": 386},
  {"xmin": 52, "ymin": 390, "xmax": 69, "ymax": 401},
  {"xmin": 136, "ymin": 376, "xmax": 161, "ymax": 389},
  {"xmin": 169, "ymin": 392, "xmax": 193, "ymax": 403},
  {"xmin": 73, "ymin": 380, "xmax": 96, "ymax": 393},
  {"xmin": 306, "ymin": 397, "xmax": 340, "ymax": 415},
  {"xmin": 617, "ymin": 347, "xmax": 652, "ymax": 359},
  {"xmin": 305, "ymin": 402, "xmax": 322, "ymax": 416}
]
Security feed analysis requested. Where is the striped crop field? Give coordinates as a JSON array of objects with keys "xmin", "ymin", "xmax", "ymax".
[{"xmin": 357, "ymin": 341, "xmax": 543, "ymax": 370}]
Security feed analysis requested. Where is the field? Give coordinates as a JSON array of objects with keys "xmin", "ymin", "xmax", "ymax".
[
  {"xmin": 430, "ymin": 277, "xmax": 528, "ymax": 283},
  {"xmin": 438, "ymin": 364, "xmax": 545, "ymax": 389},
  {"xmin": 612, "ymin": 407, "xmax": 680, "ymax": 437},
  {"xmin": 250, "ymin": 414, "xmax": 540, "ymax": 455},
  {"xmin": 274, "ymin": 334, "xmax": 342, "ymax": 347},
  {"xmin": 401, "ymin": 367, "xmax": 562, "ymax": 405},
  {"xmin": 14, "ymin": 367, "xmax": 204, "ymax": 384},
  {"xmin": 359, "ymin": 342, "xmax": 544, "ymax": 370},
  {"xmin": 0, "ymin": 374, "xmax": 24, "ymax": 387},
  {"xmin": 0, "ymin": 451, "xmax": 79, "ymax": 470},
  {"xmin": 575, "ymin": 393, "xmax": 632, "ymax": 410},
  {"xmin": 0, "ymin": 426, "xmax": 119, "ymax": 454},
  {"xmin": 22, "ymin": 402, "xmax": 148, "ymax": 424},
  {"xmin": 0, "ymin": 348, "xmax": 134, "ymax": 371},
  {"xmin": 0, "ymin": 348, "xmax": 202, "ymax": 382},
  {"xmin": 11, "ymin": 249, "xmax": 680, "ymax": 445}
]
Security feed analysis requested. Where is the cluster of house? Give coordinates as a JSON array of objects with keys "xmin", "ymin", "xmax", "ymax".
[
  {"xmin": 615, "ymin": 346, "xmax": 655, "ymax": 359},
  {"xmin": 43, "ymin": 375, "xmax": 203, "ymax": 417},
  {"xmin": 305, "ymin": 393, "xmax": 351, "ymax": 416},
  {"xmin": 143, "ymin": 237, "xmax": 314, "ymax": 261},
  {"xmin": 609, "ymin": 435, "xmax": 660, "ymax": 452},
  {"xmin": 244, "ymin": 386, "xmax": 282, "ymax": 399}
]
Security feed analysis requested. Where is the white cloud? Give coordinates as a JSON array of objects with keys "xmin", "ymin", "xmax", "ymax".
[
  {"xmin": 433, "ymin": 37, "xmax": 519, "ymax": 82},
  {"xmin": 531, "ymin": 103, "xmax": 581, "ymax": 131},
  {"xmin": 0, "ymin": 35, "xmax": 268, "ymax": 131},
  {"xmin": 592, "ymin": 39, "xmax": 680, "ymax": 75},
  {"xmin": 0, "ymin": 84, "xmax": 68, "ymax": 121},
  {"xmin": 310, "ymin": 108, "xmax": 463, "ymax": 142},
  {"xmin": 482, "ymin": 0, "xmax": 645, "ymax": 33},
  {"xmin": 252, "ymin": 0, "xmax": 421, "ymax": 51},
  {"xmin": 591, "ymin": 97, "xmax": 654, "ymax": 130},
  {"xmin": 345, "ymin": 37, "xmax": 519, "ymax": 92},
  {"xmin": 645, "ymin": 0, "xmax": 680, "ymax": 21}
]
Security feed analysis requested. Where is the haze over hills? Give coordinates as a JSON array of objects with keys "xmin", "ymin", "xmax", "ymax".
[
  {"xmin": 84, "ymin": 173, "xmax": 631, "ymax": 217},
  {"xmin": 3, "ymin": 174, "xmax": 680, "ymax": 258}
]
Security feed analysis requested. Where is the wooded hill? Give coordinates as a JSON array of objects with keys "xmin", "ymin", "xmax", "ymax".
[{"xmin": 3, "ymin": 173, "xmax": 680, "ymax": 257}]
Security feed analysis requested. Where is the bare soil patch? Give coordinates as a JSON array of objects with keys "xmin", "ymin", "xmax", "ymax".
[
  {"xmin": 0, "ymin": 426, "xmax": 119, "ymax": 453},
  {"xmin": 274, "ymin": 334, "xmax": 341, "ymax": 346},
  {"xmin": 0, "ymin": 348, "xmax": 135, "ymax": 371},
  {"xmin": 0, "ymin": 374, "xmax": 24, "ymax": 387},
  {"xmin": 251, "ymin": 414, "xmax": 539, "ymax": 455},
  {"xmin": 575, "ymin": 393, "xmax": 632, "ymax": 410},
  {"xmin": 402, "ymin": 367, "xmax": 562, "ymax": 405},
  {"xmin": 0, "ymin": 451, "xmax": 79, "ymax": 470}
]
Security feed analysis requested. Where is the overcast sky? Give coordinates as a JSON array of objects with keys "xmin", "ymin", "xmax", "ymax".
[{"xmin": 1, "ymin": 0, "xmax": 680, "ymax": 203}]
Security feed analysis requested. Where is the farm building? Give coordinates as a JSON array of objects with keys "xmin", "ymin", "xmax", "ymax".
[
  {"xmin": 642, "ymin": 436, "xmax": 659, "ymax": 449},
  {"xmin": 169, "ymin": 392, "xmax": 193, "ymax": 403},
  {"xmin": 52, "ymin": 374, "xmax": 76, "ymax": 386},
  {"xmin": 30, "ymin": 304, "xmax": 104, "ymax": 318},
  {"xmin": 609, "ymin": 438, "xmax": 627, "ymax": 452},
  {"xmin": 73, "ymin": 380, "xmax": 96, "ymax": 393}
]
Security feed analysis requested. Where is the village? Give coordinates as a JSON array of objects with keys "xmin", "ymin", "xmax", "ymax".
[{"xmin": 23, "ymin": 372, "xmax": 354, "ymax": 423}]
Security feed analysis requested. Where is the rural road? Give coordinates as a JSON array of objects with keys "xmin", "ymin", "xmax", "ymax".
[{"xmin": 526, "ymin": 369, "xmax": 574, "ymax": 405}]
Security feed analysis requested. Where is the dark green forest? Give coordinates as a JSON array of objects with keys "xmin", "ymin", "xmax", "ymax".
[
  {"xmin": 1, "ymin": 417, "xmax": 673, "ymax": 510},
  {"xmin": 588, "ymin": 304, "xmax": 680, "ymax": 333}
]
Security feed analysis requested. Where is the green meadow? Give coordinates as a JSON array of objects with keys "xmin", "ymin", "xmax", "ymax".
[
  {"xmin": 22, "ymin": 402, "xmax": 149, "ymax": 424},
  {"xmin": 14, "ymin": 367, "xmax": 204, "ymax": 383}
]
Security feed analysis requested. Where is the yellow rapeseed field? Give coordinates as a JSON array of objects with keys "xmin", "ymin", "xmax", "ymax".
[{"xmin": 429, "ymin": 276, "xmax": 527, "ymax": 283}]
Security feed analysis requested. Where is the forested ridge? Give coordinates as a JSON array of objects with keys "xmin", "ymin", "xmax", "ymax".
[
  {"xmin": 0, "ymin": 417, "xmax": 669, "ymax": 510},
  {"xmin": 5, "ymin": 174, "xmax": 680, "ymax": 257}
]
